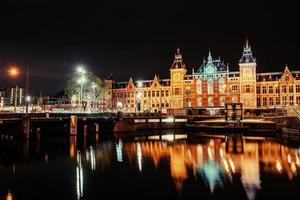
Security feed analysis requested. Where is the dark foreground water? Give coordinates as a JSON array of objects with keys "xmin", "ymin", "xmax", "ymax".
[{"xmin": 1, "ymin": 131, "xmax": 300, "ymax": 200}]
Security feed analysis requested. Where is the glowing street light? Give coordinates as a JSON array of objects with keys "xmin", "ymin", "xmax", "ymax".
[
  {"xmin": 77, "ymin": 65, "xmax": 86, "ymax": 74},
  {"xmin": 8, "ymin": 67, "xmax": 19, "ymax": 77},
  {"xmin": 76, "ymin": 65, "xmax": 87, "ymax": 110},
  {"xmin": 25, "ymin": 95, "xmax": 31, "ymax": 114}
]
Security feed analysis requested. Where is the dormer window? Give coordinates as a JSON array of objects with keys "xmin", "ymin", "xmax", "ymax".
[{"xmin": 285, "ymin": 76, "xmax": 289, "ymax": 81}]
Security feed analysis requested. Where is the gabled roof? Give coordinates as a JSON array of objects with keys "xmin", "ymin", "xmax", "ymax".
[{"xmin": 195, "ymin": 51, "xmax": 227, "ymax": 74}]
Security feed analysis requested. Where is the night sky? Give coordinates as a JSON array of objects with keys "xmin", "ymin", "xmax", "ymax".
[{"xmin": 0, "ymin": 1, "xmax": 300, "ymax": 95}]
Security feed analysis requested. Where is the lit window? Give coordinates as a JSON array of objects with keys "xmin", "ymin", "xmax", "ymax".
[
  {"xmin": 208, "ymin": 97, "xmax": 214, "ymax": 106},
  {"xmin": 282, "ymin": 85, "xmax": 287, "ymax": 93},
  {"xmin": 262, "ymin": 86, "xmax": 266, "ymax": 94},
  {"xmin": 269, "ymin": 86, "xmax": 273, "ymax": 93},
  {"xmin": 289, "ymin": 85, "xmax": 293, "ymax": 93},
  {"xmin": 197, "ymin": 97, "xmax": 202, "ymax": 107},
  {"xmin": 232, "ymin": 85, "xmax": 238, "ymax": 93},
  {"xmin": 196, "ymin": 79, "xmax": 202, "ymax": 94}
]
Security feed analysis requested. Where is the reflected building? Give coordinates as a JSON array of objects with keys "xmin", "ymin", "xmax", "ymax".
[{"xmin": 122, "ymin": 135, "xmax": 300, "ymax": 197}]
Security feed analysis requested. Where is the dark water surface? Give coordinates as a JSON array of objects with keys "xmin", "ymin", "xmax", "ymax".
[{"xmin": 1, "ymin": 131, "xmax": 300, "ymax": 200}]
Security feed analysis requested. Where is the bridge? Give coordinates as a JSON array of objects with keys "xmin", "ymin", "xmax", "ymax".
[{"xmin": 0, "ymin": 112, "xmax": 189, "ymax": 140}]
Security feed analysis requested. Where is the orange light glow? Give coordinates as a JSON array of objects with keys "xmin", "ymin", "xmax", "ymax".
[{"xmin": 8, "ymin": 67, "xmax": 19, "ymax": 77}]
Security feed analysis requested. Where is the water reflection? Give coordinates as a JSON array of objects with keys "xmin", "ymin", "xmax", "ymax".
[
  {"xmin": 76, "ymin": 151, "xmax": 83, "ymax": 200},
  {"xmin": 1, "ymin": 132, "xmax": 300, "ymax": 200},
  {"xmin": 6, "ymin": 191, "xmax": 13, "ymax": 200}
]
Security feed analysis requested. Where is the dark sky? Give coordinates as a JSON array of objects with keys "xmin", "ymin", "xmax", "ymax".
[{"xmin": 0, "ymin": 1, "xmax": 300, "ymax": 95}]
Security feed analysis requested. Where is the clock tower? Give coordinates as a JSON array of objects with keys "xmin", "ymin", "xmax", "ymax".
[
  {"xmin": 170, "ymin": 47, "xmax": 187, "ymax": 108},
  {"xmin": 239, "ymin": 39, "xmax": 257, "ymax": 109}
]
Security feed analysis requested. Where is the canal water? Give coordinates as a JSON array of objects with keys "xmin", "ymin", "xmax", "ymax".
[{"xmin": 0, "ymin": 131, "xmax": 300, "ymax": 200}]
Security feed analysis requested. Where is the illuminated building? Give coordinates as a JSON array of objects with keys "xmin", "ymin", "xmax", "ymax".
[{"xmin": 109, "ymin": 40, "xmax": 300, "ymax": 113}]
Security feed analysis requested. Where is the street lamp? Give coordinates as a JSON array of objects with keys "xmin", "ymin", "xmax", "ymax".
[
  {"xmin": 8, "ymin": 67, "xmax": 19, "ymax": 78},
  {"xmin": 8, "ymin": 67, "xmax": 20, "ymax": 112},
  {"xmin": 76, "ymin": 65, "xmax": 86, "ymax": 110}
]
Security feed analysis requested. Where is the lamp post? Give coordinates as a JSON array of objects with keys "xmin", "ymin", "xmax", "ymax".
[
  {"xmin": 8, "ymin": 67, "xmax": 20, "ymax": 113},
  {"xmin": 76, "ymin": 66, "xmax": 86, "ymax": 110}
]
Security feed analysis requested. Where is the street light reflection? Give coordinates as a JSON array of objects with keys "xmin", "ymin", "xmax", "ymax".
[{"xmin": 76, "ymin": 151, "xmax": 83, "ymax": 200}]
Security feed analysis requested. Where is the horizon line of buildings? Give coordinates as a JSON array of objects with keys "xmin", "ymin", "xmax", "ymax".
[{"xmin": 104, "ymin": 40, "xmax": 300, "ymax": 114}]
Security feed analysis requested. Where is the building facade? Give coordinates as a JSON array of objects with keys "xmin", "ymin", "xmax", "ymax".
[{"xmin": 109, "ymin": 41, "xmax": 300, "ymax": 113}]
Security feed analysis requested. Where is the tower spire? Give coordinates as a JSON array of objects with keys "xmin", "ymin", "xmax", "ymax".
[
  {"xmin": 245, "ymin": 37, "xmax": 249, "ymax": 48},
  {"xmin": 208, "ymin": 49, "xmax": 212, "ymax": 63}
]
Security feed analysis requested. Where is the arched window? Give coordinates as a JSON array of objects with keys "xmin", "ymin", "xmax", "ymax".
[
  {"xmin": 197, "ymin": 97, "xmax": 202, "ymax": 107},
  {"xmin": 219, "ymin": 78, "xmax": 226, "ymax": 93},
  {"xmin": 207, "ymin": 79, "xmax": 213, "ymax": 94}
]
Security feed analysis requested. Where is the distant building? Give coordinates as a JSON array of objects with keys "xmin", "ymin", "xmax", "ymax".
[
  {"xmin": 0, "ymin": 88, "xmax": 6, "ymax": 108},
  {"xmin": 9, "ymin": 85, "xmax": 25, "ymax": 106},
  {"xmin": 107, "ymin": 40, "xmax": 300, "ymax": 113}
]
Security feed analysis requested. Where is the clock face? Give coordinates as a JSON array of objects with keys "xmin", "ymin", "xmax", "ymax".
[{"xmin": 173, "ymin": 73, "xmax": 180, "ymax": 81}]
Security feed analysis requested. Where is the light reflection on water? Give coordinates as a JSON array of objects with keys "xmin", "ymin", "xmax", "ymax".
[{"xmin": 0, "ymin": 132, "xmax": 300, "ymax": 199}]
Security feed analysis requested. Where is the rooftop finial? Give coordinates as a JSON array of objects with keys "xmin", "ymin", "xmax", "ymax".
[
  {"xmin": 245, "ymin": 37, "xmax": 249, "ymax": 48},
  {"xmin": 176, "ymin": 45, "xmax": 180, "ymax": 54},
  {"xmin": 208, "ymin": 49, "xmax": 212, "ymax": 63}
]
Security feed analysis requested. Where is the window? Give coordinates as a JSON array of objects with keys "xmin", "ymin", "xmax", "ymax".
[
  {"xmin": 166, "ymin": 90, "xmax": 169, "ymax": 97},
  {"xmin": 166, "ymin": 103, "xmax": 169, "ymax": 107},
  {"xmin": 144, "ymin": 100, "xmax": 147, "ymax": 104},
  {"xmin": 148, "ymin": 91, "xmax": 151, "ymax": 97},
  {"xmin": 232, "ymin": 96, "xmax": 238, "ymax": 103},
  {"xmin": 152, "ymin": 104, "xmax": 155, "ymax": 107},
  {"xmin": 208, "ymin": 97, "xmax": 214, "ymax": 107},
  {"xmin": 175, "ymin": 88, "xmax": 180, "ymax": 95},
  {"xmin": 296, "ymin": 96, "xmax": 300, "ymax": 105},
  {"xmin": 282, "ymin": 85, "xmax": 287, "ymax": 93},
  {"xmin": 257, "ymin": 98, "xmax": 261, "ymax": 107},
  {"xmin": 262, "ymin": 86, "xmax": 266, "ymax": 94},
  {"xmin": 276, "ymin": 97, "xmax": 280, "ymax": 105},
  {"xmin": 269, "ymin": 97, "xmax": 274, "ymax": 106},
  {"xmin": 245, "ymin": 85, "xmax": 251, "ymax": 93},
  {"xmin": 144, "ymin": 91, "xmax": 147, "ymax": 97},
  {"xmin": 220, "ymin": 96, "xmax": 225, "ymax": 106},
  {"xmin": 207, "ymin": 79, "xmax": 213, "ymax": 94},
  {"xmin": 269, "ymin": 86, "xmax": 273, "ymax": 94},
  {"xmin": 263, "ymin": 97, "xmax": 267, "ymax": 106},
  {"xmin": 232, "ymin": 85, "xmax": 238, "ymax": 93},
  {"xmin": 186, "ymin": 89, "xmax": 191, "ymax": 96},
  {"xmin": 161, "ymin": 103, "xmax": 164, "ymax": 107},
  {"xmin": 196, "ymin": 79, "xmax": 202, "ymax": 94},
  {"xmin": 197, "ymin": 97, "xmax": 202, "ymax": 107},
  {"xmin": 289, "ymin": 96, "xmax": 294, "ymax": 105},
  {"xmin": 285, "ymin": 76, "xmax": 289, "ymax": 81},
  {"xmin": 282, "ymin": 96, "xmax": 287, "ymax": 105},
  {"xmin": 152, "ymin": 91, "xmax": 155, "ymax": 97},
  {"xmin": 296, "ymin": 85, "xmax": 300, "ymax": 93},
  {"xmin": 276, "ymin": 86, "xmax": 280, "ymax": 93},
  {"xmin": 289, "ymin": 85, "xmax": 294, "ymax": 93},
  {"xmin": 161, "ymin": 90, "xmax": 164, "ymax": 97},
  {"xmin": 156, "ymin": 91, "xmax": 159, "ymax": 97},
  {"xmin": 219, "ymin": 84, "xmax": 226, "ymax": 93},
  {"xmin": 257, "ymin": 86, "xmax": 261, "ymax": 94}
]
